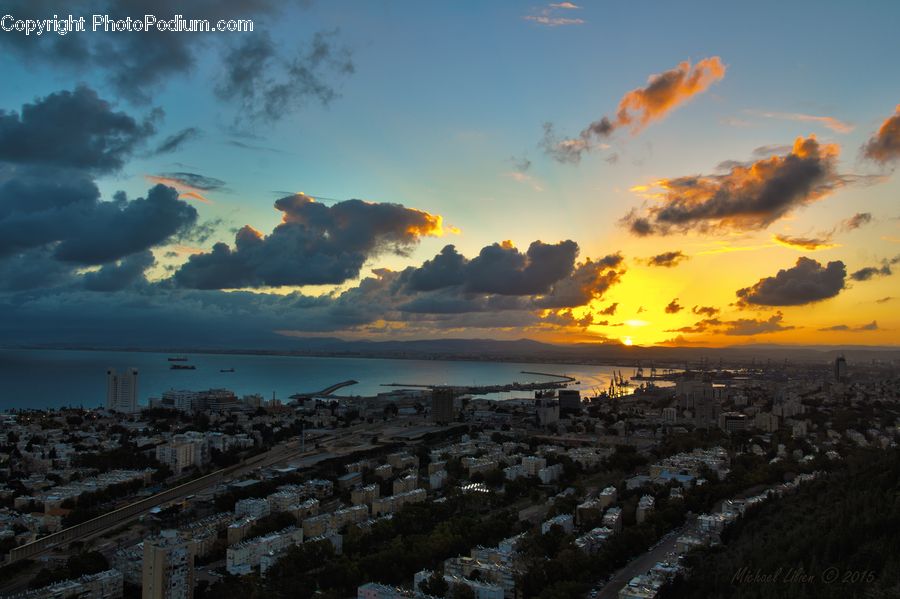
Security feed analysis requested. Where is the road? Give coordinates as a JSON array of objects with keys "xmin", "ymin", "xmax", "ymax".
[
  {"xmin": 6, "ymin": 417, "xmax": 420, "ymax": 566},
  {"xmin": 593, "ymin": 523, "xmax": 688, "ymax": 599}
]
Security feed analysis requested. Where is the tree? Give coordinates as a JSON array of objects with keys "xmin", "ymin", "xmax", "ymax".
[
  {"xmin": 450, "ymin": 583, "xmax": 476, "ymax": 599},
  {"xmin": 420, "ymin": 571, "xmax": 449, "ymax": 596}
]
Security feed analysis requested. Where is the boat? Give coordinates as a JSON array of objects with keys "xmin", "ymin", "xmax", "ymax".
[
  {"xmin": 170, "ymin": 364, "xmax": 196, "ymax": 370},
  {"xmin": 167, "ymin": 356, "xmax": 188, "ymax": 362},
  {"xmin": 220, "ymin": 368, "xmax": 235, "ymax": 373}
]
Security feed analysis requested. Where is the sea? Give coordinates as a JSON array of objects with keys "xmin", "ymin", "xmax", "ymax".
[{"xmin": 0, "ymin": 348, "xmax": 641, "ymax": 411}]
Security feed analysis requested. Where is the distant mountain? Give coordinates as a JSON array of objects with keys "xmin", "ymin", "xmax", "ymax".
[{"xmin": 10, "ymin": 336, "xmax": 899, "ymax": 365}]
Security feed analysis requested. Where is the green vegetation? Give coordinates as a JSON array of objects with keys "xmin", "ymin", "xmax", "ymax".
[
  {"xmin": 199, "ymin": 495, "xmax": 518, "ymax": 599},
  {"xmin": 665, "ymin": 449, "xmax": 900, "ymax": 599}
]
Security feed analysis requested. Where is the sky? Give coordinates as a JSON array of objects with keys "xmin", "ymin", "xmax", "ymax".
[{"xmin": 0, "ymin": 0, "xmax": 898, "ymax": 349}]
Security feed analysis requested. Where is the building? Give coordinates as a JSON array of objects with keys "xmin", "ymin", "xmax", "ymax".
[
  {"xmin": 143, "ymin": 530, "xmax": 194, "ymax": 599},
  {"xmin": 602, "ymin": 507, "xmax": 623, "ymax": 533},
  {"xmin": 661, "ymin": 407, "xmax": 677, "ymax": 424},
  {"xmin": 598, "ymin": 486, "xmax": 618, "ymax": 508},
  {"xmin": 834, "ymin": 356, "xmax": 847, "ymax": 382},
  {"xmin": 9, "ymin": 569, "xmax": 123, "ymax": 599},
  {"xmin": 541, "ymin": 514, "xmax": 574, "ymax": 535},
  {"xmin": 535, "ymin": 399, "xmax": 559, "ymax": 427},
  {"xmin": 558, "ymin": 389, "xmax": 582, "ymax": 412},
  {"xmin": 575, "ymin": 499, "xmax": 603, "ymax": 526},
  {"xmin": 431, "ymin": 388, "xmax": 457, "ymax": 424},
  {"xmin": 718, "ymin": 412, "xmax": 749, "ymax": 434},
  {"xmin": 636, "ymin": 495, "xmax": 655, "ymax": 524},
  {"xmin": 693, "ymin": 393, "xmax": 720, "ymax": 428},
  {"xmin": 521, "ymin": 456, "xmax": 547, "ymax": 477},
  {"xmin": 155, "ymin": 441, "xmax": 196, "ymax": 476},
  {"xmin": 161, "ymin": 389, "xmax": 199, "ymax": 412},
  {"xmin": 226, "ymin": 527, "xmax": 304, "ymax": 575},
  {"xmin": 235, "ymin": 498, "xmax": 271, "ymax": 520},
  {"xmin": 106, "ymin": 368, "xmax": 138, "ymax": 413}
]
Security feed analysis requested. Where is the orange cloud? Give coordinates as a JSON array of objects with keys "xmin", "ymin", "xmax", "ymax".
[
  {"xmin": 773, "ymin": 234, "xmax": 837, "ymax": 251},
  {"xmin": 624, "ymin": 136, "xmax": 841, "ymax": 235},
  {"xmin": 145, "ymin": 175, "xmax": 215, "ymax": 204},
  {"xmin": 863, "ymin": 104, "xmax": 900, "ymax": 164},
  {"xmin": 178, "ymin": 191, "xmax": 213, "ymax": 204},
  {"xmin": 543, "ymin": 57, "xmax": 725, "ymax": 162},
  {"xmin": 616, "ymin": 57, "xmax": 726, "ymax": 133}
]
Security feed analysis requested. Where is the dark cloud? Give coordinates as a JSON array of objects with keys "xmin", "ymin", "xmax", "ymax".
[
  {"xmin": 623, "ymin": 137, "xmax": 842, "ymax": 235},
  {"xmin": 692, "ymin": 305, "xmax": 719, "ymax": 317},
  {"xmin": 876, "ymin": 296, "xmax": 894, "ymax": 303},
  {"xmin": 849, "ymin": 255, "xmax": 899, "ymax": 281},
  {"xmin": 819, "ymin": 321, "xmax": 878, "ymax": 332},
  {"xmin": 177, "ymin": 218, "xmax": 227, "ymax": 245},
  {"xmin": 174, "ymin": 194, "xmax": 444, "ymax": 289},
  {"xmin": 646, "ymin": 250, "xmax": 688, "ymax": 267},
  {"xmin": 736, "ymin": 257, "xmax": 846, "ymax": 306},
  {"xmin": 665, "ymin": 298, "xmax": 683, "ymax": 314},
  {"xmin": 722, "ymin": 312, "xmax": 794, "ymax": 336},
  {"xmin": 840, "ymin": 212, "xmax": 872, "ymax": 231},
  {"xmin": 0, "ymin": 172, "xmax": 196, "ymax": 263},
  {"xmin": 0, "ymin": 1, "xmax": 332, "ymax": 106},
  {"xmin": 53, "ymin": 185, "xmax": 198, "ymax": 264},
  {"xmin": 0, "ymin": 86, "xmax": 156, "ymax": 174},
  {"xmin": 403, "ymin": 245, "xmax": 468, "ymax": 292},
  {"xmin": 153, "ymin": 172, "xmax": 226, "ymax": 191},
  {"xmin": 399, "ymin": 242, "xmax": 623, "ymax": 310},
  {"xmin": 216, "ymin": 30, "xmax": 354, "ymax": 123},
  {"xmin": 598, "ymin": 303, "xmax": 618, "ymax": 316},
  {"xmin": 543, "ymin": 58, "xmax": 725, "ymax": 163},
  {"xmin": 83, "ymin": 251, "xmax": 155, "ymax": 291},
  {"xmin": 0, "ymin": 247, "xmax": 75, "ymax": 291},
  {"xmin": 665, "ymin": 317, "xmax": 722, "ymax": 334},
  {"xmin": 153, "ymin": 128, "xmax": 201, "ymax": 155},
  {"xmin": 850, "ymin": 265, "xmax": 891, "ymax": 281},
  {"xmin": 0, "ymin": 240, "xmax": 624, "ymax": 345},
  {"xmin": 532, "ymin": 257, "xmax": 623, "ymax": 309},
  {"xmin": 465, "ymin": 240, "xmax": 578, "ymax": 295},
  {"xmin": 863, "ymin": 104, "xmax": 900, "ymax": 164},
  {"xmin": 665, "ymin": 312, "xmax": 794, "ymax": 336}
]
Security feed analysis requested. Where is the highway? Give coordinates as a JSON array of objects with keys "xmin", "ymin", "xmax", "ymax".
[{"xmin": 4, "ymin": 420, "xmax": 398, "ymax": 565}]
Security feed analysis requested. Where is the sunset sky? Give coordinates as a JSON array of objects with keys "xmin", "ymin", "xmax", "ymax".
[{"xmin": 0, "ymin": 0, "xmax": 898, "ymax": 348}]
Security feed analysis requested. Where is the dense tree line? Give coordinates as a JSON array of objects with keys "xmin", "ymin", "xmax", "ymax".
[{"xmin": 665, "ymin": 449, "xmax": 900, "ymax": 599}]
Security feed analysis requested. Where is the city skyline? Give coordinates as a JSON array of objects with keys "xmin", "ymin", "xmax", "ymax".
[{"xmin": 1, "ymin": 1, "xmax": 899, "ymax": 348}]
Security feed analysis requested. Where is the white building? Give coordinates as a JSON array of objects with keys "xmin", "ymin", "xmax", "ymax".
[
  {"xmin": 226, "ymin": 527, "xmax": 304, "ymax": 575},
  {"xmin": 541, "ymin": 514, "xmax": 574, "ymax": 535},
  {"xmin": 143, "ymin": 530, "xmax": 193, "ymax": 599},
  {"xmin": 235, "ymin": 498, "xmax": 271, "ymax": 520},
  {"xmin": 106, "ymin": 368, "xmax": 138, "ymax": 413}
]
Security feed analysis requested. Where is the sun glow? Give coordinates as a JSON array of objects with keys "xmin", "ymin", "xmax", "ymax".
[{"xmin": 623, "ymin": 336, "xmax": 634, "ymax": 346}]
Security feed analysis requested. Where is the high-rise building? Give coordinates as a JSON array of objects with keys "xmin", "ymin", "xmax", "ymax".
[
  {"xmin": 431, "ymin": 388, "xmax": 456, "ymax": 424},
  {"xmin": 106, "ymin": 368, "xmax": 138, "ymax": 413},
  {"xmin": 834, "ymin": 356, "xmax": 847, "ymax": 382},
  {"xmin": 143, "ymin": 530, "xmax": 194, "ymax": 599}
]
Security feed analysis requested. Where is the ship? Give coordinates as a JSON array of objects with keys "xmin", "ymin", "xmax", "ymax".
[
  {"xmin": 170, "ymin": 364, "xmax": 196, "ymax": 370},
  {"xmin": 167, "ymin": 356, "xmax": 188, "ymax": 362},
  {"xmin": 220, "ymin": 368, "xmax": 235, "ymax": 373}
]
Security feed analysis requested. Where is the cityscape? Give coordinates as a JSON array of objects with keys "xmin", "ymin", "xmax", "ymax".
[{"xmin": 1, "ymin": 2, "xmax": 899, "ymax": 599}]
